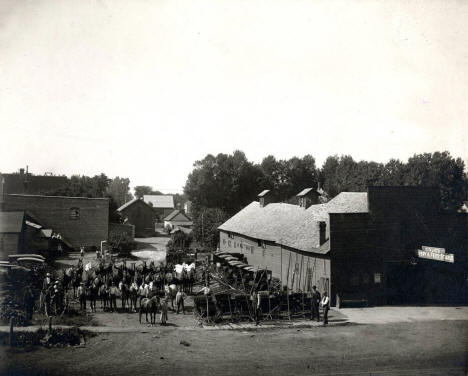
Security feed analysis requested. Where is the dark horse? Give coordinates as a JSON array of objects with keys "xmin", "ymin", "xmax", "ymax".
[{"xmin": 139, "ymin": 296, "xmax": 159, "ymax": 325}]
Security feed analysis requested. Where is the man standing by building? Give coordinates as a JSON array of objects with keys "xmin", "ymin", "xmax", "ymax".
[
  {"xmin": 311, "ymin": 285, "xmax": 321, "ymax": 322},
  {"xmin": 321, "ymin": 292, "xmax": 330, "ymax": 325}
]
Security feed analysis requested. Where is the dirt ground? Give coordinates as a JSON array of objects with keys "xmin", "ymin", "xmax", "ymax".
[
  {"xmin": 4, "ymin": 249, "xmax": 466, "ymax": 375},
  {"xmin": 1, "ymin": 320, "xmax": 467, "ymax": 376}
]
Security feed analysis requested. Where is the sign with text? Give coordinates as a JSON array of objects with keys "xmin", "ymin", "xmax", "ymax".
[{"xmin": 418, "ymin": 246, "xmax": 454, "ymax": 263}]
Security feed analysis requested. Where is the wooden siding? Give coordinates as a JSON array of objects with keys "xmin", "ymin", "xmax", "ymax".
[{"xmin": 219, "ymin": 231, "xmax": 331, "ymax": 294}]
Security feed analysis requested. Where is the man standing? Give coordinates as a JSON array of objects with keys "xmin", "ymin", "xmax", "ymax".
[
  {"xmin": 321, "ymin": 292, "xmax": 330, "ymax": 325},
  {"xmin": 109, "ymin": 282, "xmax": 119, "ymax": 312},
  {"xmin": 175, "ymin": 290, "xmax": 186, "ymax": 314},
  {"xmin": 160, "ymin": 297, "xmax": 168, "ymax": 325},
  {"xmin": 311, "ymin": 285, "xmax": 321, "ymax": 322},
  {"xmin": 77, "ymin": 282, "xmax": 86, "ymax": 311},
  {"xmin": 42, "ymin": 272, "xmax": 52, "ymax": 291}
]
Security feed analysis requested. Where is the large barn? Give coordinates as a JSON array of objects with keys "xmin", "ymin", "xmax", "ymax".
[{"xmin": 218, "ymin": 186, "xmax": 468, "ymax": 306}]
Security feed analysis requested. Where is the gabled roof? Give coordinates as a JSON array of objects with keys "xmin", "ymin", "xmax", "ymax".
[
  {"xmin": 321, "ymin": 192, "xmax": 368, "ymax": 213},
  {"xmin": 218, "ymin": 191, "xmax": 369, "ymax": 254},
  {"xmin": 164, "ymin": 209, "xmax": 191, "ymax": 222},
  {"xmin": 0, "ymin": 211, "xmax": 25, "ymax": 233},
  {"xmin": 296, "ymin": 188, "xmax": 315, "ymax": 197},
  {"xmin": 117, "ymin": 198, "xmax": 139, "ymax": 211},
  {"xmin": 143, "ymin": 195, "xmax": 174, "ymax": 209},
  {"xmin": 258, "ymin": 190, "xmax": 270, "ymax": 197},
  {"xmin": 170, "ymin": 226, "xmax": 193, "ymax": 235},
  {"xmin": 117, "ymin": 198, "xmax": 153, "ymax": 212}
]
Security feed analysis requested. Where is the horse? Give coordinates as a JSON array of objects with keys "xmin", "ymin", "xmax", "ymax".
[
  {"xmin": 119, "ymin": 281, "xmax": 129, "ymax": 311},
  {"xmin": 164, "ymin": 284, "xmax": 178, "ymax": 310},
  {"xmin": 89, "ymin": 281, "xmax": 99, "ymax": 312},
  {"xmin": 99, "ymin": 283, "xmax": 110, "ymax": 311},
  {"xmin": 139, "ymin": 296, "xmax": 159, "ymax": 325}
]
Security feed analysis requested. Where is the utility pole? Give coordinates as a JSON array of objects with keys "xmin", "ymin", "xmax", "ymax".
[{"xmin": 201, "ymin": 211, "xmax": 204, "ymax": 250}]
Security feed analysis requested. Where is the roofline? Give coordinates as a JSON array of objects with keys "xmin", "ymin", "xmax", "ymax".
[
  {"xmin": 219, "ymin": 228, "xmax": 330, "ymax": 255},
  {"xmin": 7, "ymin": 194, "xmax": 109, "ymax": 201}
]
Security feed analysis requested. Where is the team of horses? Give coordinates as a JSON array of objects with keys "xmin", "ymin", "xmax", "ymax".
[{"xmin": 50, "ymin": 260, "xmax": 195, "ymax": 325}]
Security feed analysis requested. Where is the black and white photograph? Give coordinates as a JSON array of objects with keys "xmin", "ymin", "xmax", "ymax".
[{"xmin": 1, "ymin": 1, "xmax": 467, "ymax": 375}]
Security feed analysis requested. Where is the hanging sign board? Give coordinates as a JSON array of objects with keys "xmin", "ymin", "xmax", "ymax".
[{"xmin": 417, "ymin": 246, "xmax": 454, "ymax": 263}]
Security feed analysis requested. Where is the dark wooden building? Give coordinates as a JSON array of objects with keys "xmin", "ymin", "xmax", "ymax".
[
  {"xmin": 0, "ymin": 211, "xmax": 25, "ymax": 259},
  {"xmin": 117, "ymin": 198, "xmax": 155, "ymax": 237},
  {"xmin": 219, "ymin": 187, "xmax": 468, "ymax": 306}
]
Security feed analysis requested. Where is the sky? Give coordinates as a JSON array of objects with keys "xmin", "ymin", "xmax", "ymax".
[{"xmin": 1, "ymin": 0, "xmax": 467, "ymax": 194}]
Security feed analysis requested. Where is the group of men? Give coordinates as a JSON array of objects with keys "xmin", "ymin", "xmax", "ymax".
[
  {"xmin": 310, "ymin": 285, "xmax": 330, "ymax": 325},
  {"xmin": 42, "ymin": 272, "xmax": 66, "ymax": 316}
]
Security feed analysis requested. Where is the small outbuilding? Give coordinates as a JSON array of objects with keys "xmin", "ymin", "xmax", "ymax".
[
  {"xmin": 163, "ymin": 210, "xmax": 193, "ymax": 231},
  {"xmin": 117, "ymin": 198, "xmax": 155, "ymax": 237}
]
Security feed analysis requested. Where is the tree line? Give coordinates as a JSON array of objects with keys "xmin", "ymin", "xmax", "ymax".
[{"xmin": 184, "ymin": 151, "xmax": 468, "ymax": 249}]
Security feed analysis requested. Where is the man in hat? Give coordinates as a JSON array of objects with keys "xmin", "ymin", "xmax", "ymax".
[
  {"xmin": 109, "ymin": 282, "xmax": 119, "ymax": 312},
  {"xmin": 43, "ymin": 273, "xmax": 52, "ymax": 291},
  {"xmin": 320, "ymin": 292, "xmax": 330, "ymax": 325},
  {"xmin": 175, "ymin": 290, "xmax": 186, "ymax": 314},
  {"xmin": 311, "ymin": 285, "xmax": 321, "ymax": 322},
  {"xmin": 160, "ymin": 297, "xmax": 168, "ymax": 326}
]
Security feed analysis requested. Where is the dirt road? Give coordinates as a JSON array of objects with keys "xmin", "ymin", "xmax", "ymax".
[{"xmin": 1, "ymin": 320, "xmax": 467, "ymax": 376}]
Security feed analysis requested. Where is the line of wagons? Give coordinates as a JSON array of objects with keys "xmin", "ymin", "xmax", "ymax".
[
  {"xmin": 0, "ymin": 253, "xmax": 46, "ymax": 274},
  {"xmin": 193, "ymin": 251, "xmax": 316, "ymax": 323}
]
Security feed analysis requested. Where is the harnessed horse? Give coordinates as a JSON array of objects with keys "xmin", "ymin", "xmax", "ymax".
[{"xmin": 139, "ymin": 296, "xmax": 159, "ymax": 325}]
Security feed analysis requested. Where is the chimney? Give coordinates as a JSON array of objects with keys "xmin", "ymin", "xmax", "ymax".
[
  {"xmin": 319, "ymin": 221, "xmax": 327, "ymax": 245},
  {"xmin": 258, "ymin": 190, "xmax": 274, "ymax": 207},
  {"xmin": 19, "ymin": 168, "xmax": 25, "ymax": 175},
  {"xmin": 296, "ymin": 187, "xmax": 319, "ymax": 209}
]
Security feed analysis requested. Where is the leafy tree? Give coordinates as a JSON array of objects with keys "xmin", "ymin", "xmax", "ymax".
[
  {"xmin": 107, "ymin": 177, "xmax": 133, "ymax": 208},
  {"xmin": 134, "ymin": 185, "xmax": 154, "ymax": 199},
  {"xmin": 403, "ymin": 152, "xmax": 467, "ymax": 211},
  {"xmin": 191, "ymin": 207, "xmax": 229, "ymax": 250},
  {"xmin": 108, "ymin": 229, "xmax": 133, "ymax": 251},
  {"xmin": 320, "ymin": 152, "xmax": 467, "ymax": 212},
  {"xmin": 184, "ymin": 151, "xmax": 263, "ymax": 215}
]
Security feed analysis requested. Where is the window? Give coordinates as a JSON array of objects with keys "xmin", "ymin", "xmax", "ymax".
[
  {"xmin": 374, "ymin": 273, "xmax": 381, "ymax": 284},
  {"xmin": 228, "ymin": 232, "xmax": 234, "ymax": 239},
  {"xmin": 69, "ymin": 207, "xmax": 80, "ymax": 220},
  {"xmin": 257, "ymin": 239, "xmax": 262, "ymax": 247}
]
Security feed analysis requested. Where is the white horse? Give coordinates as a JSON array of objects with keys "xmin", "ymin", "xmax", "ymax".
[{"xmin": 164, "ymin": 284, "xmax": 178, "ymax": 310}]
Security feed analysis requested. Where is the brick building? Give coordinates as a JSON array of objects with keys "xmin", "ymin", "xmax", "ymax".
[
  {"xmin": 3, "ymin": 194, "xmax": 109, "ymax": 249},
  {"xmin": 219, "ymin": 187, "xmax": 468, "ymax": 306},
  {"xmin": 0, "ymin": 168, "xmax": 67, "ymax": 197},
  {"xmin": 117, "ymin": 198, "xmax": 155, "ymax": 237}
]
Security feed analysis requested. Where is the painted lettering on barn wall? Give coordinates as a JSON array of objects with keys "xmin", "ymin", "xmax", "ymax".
[
  {"xmin": 417, "ymin": 246, "xmax": 454, "ymax": 263},
  {"xmin": 222, "ymin": 237, "xmax": 254, "ymax": 252}
]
